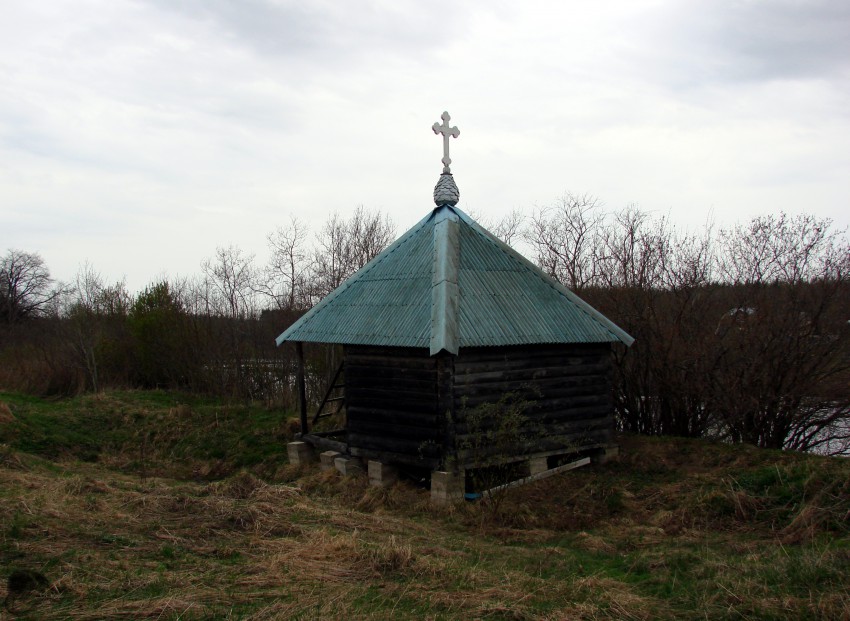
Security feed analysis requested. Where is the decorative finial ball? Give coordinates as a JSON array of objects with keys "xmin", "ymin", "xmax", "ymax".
[{"xmin": 434, "ymin": 173, "xmax": 460, "ymax": 206}]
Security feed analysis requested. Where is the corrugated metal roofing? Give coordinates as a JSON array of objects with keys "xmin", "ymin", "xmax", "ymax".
[{"xmin": 275, "ymin": 204, "xmax": 634, "ymax": 353}]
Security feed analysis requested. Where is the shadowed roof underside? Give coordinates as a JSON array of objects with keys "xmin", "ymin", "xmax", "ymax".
[{"xmin": 275, "ymin": 205, "xmax": 634, "ymax": 355}]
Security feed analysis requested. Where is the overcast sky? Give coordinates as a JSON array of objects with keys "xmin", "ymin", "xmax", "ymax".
[{"xmin": 2, "ymin": 0, "xmax": 849, "ymax": 293}]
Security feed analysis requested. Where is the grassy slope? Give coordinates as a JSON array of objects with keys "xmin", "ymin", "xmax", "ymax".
[{"xmin": 0, "ymin": 391, "xmax": 848, "ymax": 620}]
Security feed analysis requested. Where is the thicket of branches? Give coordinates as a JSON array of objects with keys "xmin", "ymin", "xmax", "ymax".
[
  {"xmin": 524, "ymin": 195, "xmax": 850, "ymax": 454},
  {"xmin": 0, "ymin": 206, "xmax": 394, "ymax": 404},
  {"xmin": 2, "ymin": 198, "xmax": 849, "ymax": 454}
]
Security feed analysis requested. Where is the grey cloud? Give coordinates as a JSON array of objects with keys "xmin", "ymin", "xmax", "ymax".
[
  {"xmin": 708, "ymin": 0, "xmax": 850, "ymax": 81},
  {"xmin": 640, "ymin": 0, "xmax": 850, "ymax": 89},
  {"xmin": 147, "ymin": 0, "xmax": 467, "ymax": 66}
]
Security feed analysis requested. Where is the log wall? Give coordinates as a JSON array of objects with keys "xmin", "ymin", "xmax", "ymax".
[
  {"xmin": 344, "ymin": 346, "xmax": 445, "ymax": 469},
  {"xmin": 452, "ymin": 344, "xmax": 614, "ymax": 467},
  {"xmin": 344, "ymin": 343, "xmax": 614, "ymax": 470}
]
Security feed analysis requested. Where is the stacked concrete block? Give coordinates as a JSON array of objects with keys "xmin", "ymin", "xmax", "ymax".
[
  {"xmin": 334, "ymin": 456, "xmax": 364, "ymax": 476},
  {"xmin": 528, "ymin": 456, "xmax": 549, "ymax": 476},
  {"xmin": 287, "ymin": 441, "xmax": 316, "ymax": 466},
  {"xmin": 430, "ymin": 470, "xmax": 464, "ymax": 505},
  {"xmin": 368, "ymin": 461, "xmax": 399, "ymax": 487},
  {"xmin": 320, "ymin": 450, "xmax": 341, "ymax": 472}
]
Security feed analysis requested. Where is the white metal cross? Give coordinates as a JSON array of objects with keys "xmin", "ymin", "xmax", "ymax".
[{"xmin": 432, "ymin": 111, "xmax": 460, "ymax": 173}]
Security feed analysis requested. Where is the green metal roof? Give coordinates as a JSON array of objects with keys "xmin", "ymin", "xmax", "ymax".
[{"xmin": 275, "ymin": 205, "xmax": 634, "ymax": 354}]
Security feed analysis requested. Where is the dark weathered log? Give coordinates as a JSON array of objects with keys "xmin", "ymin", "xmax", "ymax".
[
  {"xmin": 436, "ymin": 352, "xmax": 455, "ymax": 462},
  {"xmin": 346, "ymin": 393, "xmax": 437, "ymax": 414},
  {"xmin": 311, "ymin": 429, "xmax": 347, "ymax": 438},
  {"xmin": 346, "ymin": 345, "xmax": 432, "ymax": 358},
  {"xmin": 456, "ymin": 429, "xmax": 611, "ymax": 463},
  {"xmin": 454, "ymin": 380, "xmax": 609, "ymax": 404},
  {"xmin": 346, "ymin": 393, "xmax": 436, "ymax": 411},
  {"xmin": 346, "ymin": 406, "xmax": 442, "ymax": 427},
  {"xmin": 301, "ymin": 433, "xmax": 348, "ymax": 454},
  {"xmin": 348, "ymin": 446, "xmax": 441, "ymax": 470},
  {"xmin": 455, "ymin": 360, "xmax": 609, "ymax": 377},
  {"xmin": 340, "ymin": 342, "xmax": 615, "ymax": 469},
  {"xmin": 455, "ymin": 414, "xmax": 613, "ymax": 438},
  {"xmin": 345, "ymin": 353, "xmax": 436, "ymax": 371},
  {"xmin": 454, "ymin": 373, "xmax": 611, "ymax": 396},
  {"xmin": 455, "ymin": 345, "xmax": 608, "ymax": 368},
  {"xmin": 344, "ymin": 374, "xmax": 436, "ymax": 392},
  {"xmin": 454, "ymin": 366, "xmax": 609, "ymax": 386},
  {"xmin": 347, "ymin": 418, "xmax": 442, "ymax": 442},
  {"xmin": 347, "ymin": 432, "xmax": 444, "ymax": 459},
  {"xmin": 345, "ymin": 363, "xmax": 437, "ymax": 380}
]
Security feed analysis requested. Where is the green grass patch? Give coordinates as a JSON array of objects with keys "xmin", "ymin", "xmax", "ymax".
[{"xmin": 0, "ymin": 390, "xmax": 296, "ymax": 480}]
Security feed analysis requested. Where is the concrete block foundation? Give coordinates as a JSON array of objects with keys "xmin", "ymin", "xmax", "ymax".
[
  {"xmin": 528, "ymin": 456, "xmax": 549, "ymax": 476},
  {"xmin": 431, "ymin": 470, "xmax": 465, "ymax": 505},
  {"xmin": 320, "ymin": 450, "xmax": 341, "ymax": 472},
  {"xmin": 368, "ymin": 461, "xmax": 399, "ymax": 487},
  {"xmin": 334, "ymin": 456, "xmax": 364, "ymax": 477},
  {"xmin": 287, "ymin": 441, "xmax": 316, "ymax": 466}
]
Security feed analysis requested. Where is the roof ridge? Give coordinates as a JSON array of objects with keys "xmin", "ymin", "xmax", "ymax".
[{"xmin": 429, "ymin": 207, "xmax": 460, "ymax": 354}]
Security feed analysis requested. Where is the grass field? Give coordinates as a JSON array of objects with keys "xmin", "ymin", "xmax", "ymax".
[{"xmin": 0, "ymin": 390, "xmax": 848, "ymax": 620}]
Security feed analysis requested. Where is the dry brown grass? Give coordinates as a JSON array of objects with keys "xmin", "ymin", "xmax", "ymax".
[
  {"xmin": 1, "ymin": 427, "xmax": 849, "ymax": 620},
  {"xmin": 573, "ymin": 576, "xmax": 665, "ymax": 620}
]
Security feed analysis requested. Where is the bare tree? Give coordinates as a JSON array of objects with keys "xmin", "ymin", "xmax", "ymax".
[
  {"xmin": 527, "ymin": 199, "xmax": 727, "ymax": 438},
  {"xmin": 262, "ymin": 216, "xmax": 311, "ymax": 311},
  {"xmin": 306, "ymin": 206, "xmax": 396, "ymax": 390},
  {"xmin": 712, "ymin": 213, "xmax": 850, "ymax": 451},
  {"xmin": 310, "ymin": 206, "xmax": 395, "ymax": 300},
  {"xmin": 347, "ymin": 205, "xmax": 396, "ymax": 271},
  {"xmin": 0, "ymin": 249, "xmax": 63, "ymax": 323},
  {"xmin": 490, "ymin": 208, "xmax": 525, "ymax": 246},
  {"xmin": 199, "ymin": 246, "xmax": 263, "ymax": 397},
  {"xmin": 597, "ymin": 206, "xmax": 672, "ymax": 290},
  {"xmin": 525, "ymin": 194, "xmax": 605, "ymax": 291},
  {"xmin": 469, "ymin": 207, "xmax": 525, "ymax": 246},
  {"xmin": 201, "ymin": 245, "xmax": 258, "ymax": 319},
  {"xmin": 64, "ymin": 263, "xmax": 131, "ymax": 391}
]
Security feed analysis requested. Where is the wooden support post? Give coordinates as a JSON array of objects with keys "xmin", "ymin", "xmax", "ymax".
[
  {"xmin": 436, "ymin": 352, "xmax": 455, "ymax": 470},
  {"xmin": 295, "ymin": 341, "xmax": 308, "ymax": 435}
]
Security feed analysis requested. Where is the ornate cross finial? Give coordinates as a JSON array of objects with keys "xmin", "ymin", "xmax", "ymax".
[{"xmin": 432, "ymin": 111, "xmax": 459, "ymax": 174}]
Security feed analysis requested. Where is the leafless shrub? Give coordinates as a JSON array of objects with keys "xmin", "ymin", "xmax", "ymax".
[
  {"xmin": 309, "ymin": 205, "xmax": 395, "ymax": 301},
  {"xmin": 525, "ymin": 193, "xmax": 605, "ymax": 291},
  {"xmin": 261, "ymin": 216, "xmax": 311, "ymax": 312},
  {"xmin": 525, "ymin": 199, "xmax": 850, "ymax": 451}
]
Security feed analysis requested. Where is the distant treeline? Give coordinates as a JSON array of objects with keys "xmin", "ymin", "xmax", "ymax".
[{"xmin": 2, "ymin": 199, "xmax": 849, "ymax": 454}]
